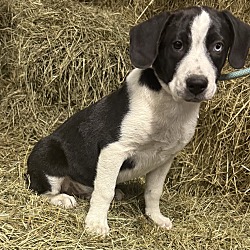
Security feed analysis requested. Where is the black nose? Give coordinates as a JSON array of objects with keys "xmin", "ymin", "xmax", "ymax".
[{"xmin": 186, "ymin": 75, "xmax": 208, "ymax": 95}]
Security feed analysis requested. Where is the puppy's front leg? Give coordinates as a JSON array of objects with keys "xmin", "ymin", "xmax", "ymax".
[
  {"xmin": 144, "ymin": 158, "xmax": 173, "ymax": 229},
  {"xmin": 85, "ymin": 142, "xmax": 127, "ymax": 236}
]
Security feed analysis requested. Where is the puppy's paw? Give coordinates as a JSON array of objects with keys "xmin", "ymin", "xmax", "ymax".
[
  {"xmin": 50, "ymin": 194, "xmax": 77, "ymax": 209},
  {"xmin": 146, "ymin": 211, "xmax": 172, "ymax": 230},
  {"xmin": 85, "ymin": 214, "xmax": 109, "ymax": 236}
]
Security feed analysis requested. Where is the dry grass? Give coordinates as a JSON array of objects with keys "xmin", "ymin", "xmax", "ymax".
[{"xmin": 0, "ymin": 0, "xmax": 249, "ymax": 249}]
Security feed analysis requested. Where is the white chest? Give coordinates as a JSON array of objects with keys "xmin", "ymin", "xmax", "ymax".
[
  {"xmin": 117, "ymin": 114, "xmax": 198, "ymax": 183},
  {"xmin": 116, "ymin": 73, "xmax": 200, "ymax": 183}
]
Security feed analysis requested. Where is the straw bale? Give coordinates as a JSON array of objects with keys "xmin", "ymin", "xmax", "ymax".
[{"xmin": 0, "ymin": 0, "xmax": 249, "ymax": 248}]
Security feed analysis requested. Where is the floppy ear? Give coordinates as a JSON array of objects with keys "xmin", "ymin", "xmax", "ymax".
[
  {"xmin": 129, "ymin": 12, "xmax": 170, "ymax": 69},
  {"xmin": 223, "ymin": 10, "xmax": 250, "ymax": 69}
]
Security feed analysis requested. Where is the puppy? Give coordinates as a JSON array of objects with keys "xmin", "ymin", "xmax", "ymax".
[{"xmin": 27, "ymin": 6, "xmax": 250, "ymax": 236}]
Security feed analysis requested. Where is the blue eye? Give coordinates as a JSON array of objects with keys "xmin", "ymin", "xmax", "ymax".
[{"xmin": 213, "ymin": 42, "xmax": 224, "ymax": 52}]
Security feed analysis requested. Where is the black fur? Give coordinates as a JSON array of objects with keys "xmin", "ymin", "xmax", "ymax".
[
  {"xmin": 222, "ymin": 10, "xmax": 250, "ymax": 68},
  {"xmin": 120, "ymin": 158, "xmax": 136, "ymax": 171},
  {"xmin": 204, "ymin": 9, "xmax": 232, "ymax": 78},
  {"xmin": 139, "ymin": 68, "xmax": 162, "ymax": 91},
  {"xmin": 27, "ymin": 84, "xmax": 130, "ymax": 192},
  {"xmin": 153, "ymin": 8, "xmax": 199, "ymax": 84}
]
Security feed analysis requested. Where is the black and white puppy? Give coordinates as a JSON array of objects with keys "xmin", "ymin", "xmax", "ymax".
[{"xmin": 27, "ymin": 6, "xmax": 250, "ymax": 236}]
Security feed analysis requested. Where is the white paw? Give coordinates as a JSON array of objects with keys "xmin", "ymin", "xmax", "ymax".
[
  {"xmin": 146, "ymin": 211, "xmax": 172, "ymax": 229},
  {"xmin": 85, "ymin": 214, "xmax": 109, "ymax": 236},
  {"xmin": 50, "ymin": 194, "xmax": 77, "ymax": 208}
]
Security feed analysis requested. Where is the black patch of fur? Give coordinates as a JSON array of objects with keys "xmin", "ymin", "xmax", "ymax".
[
  {"xmin": 139, "ymin": 68, "xmax": 162, "ymax": 91},
  {"xmin": 27, "ymin": 84, "xmax": 130, "ymax": 192}
]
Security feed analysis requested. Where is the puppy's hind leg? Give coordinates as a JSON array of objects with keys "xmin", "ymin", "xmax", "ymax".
[
  {"xmin": 44, "ymin": 175, "xmax": 77, "ymax": 209},
  {"xmin": 61, "ymin": 176, "xmax": 125, "ymax": 201},
  {"xmin": 27, "ymin": 137, "xmax": 77, "ymax": 209}
]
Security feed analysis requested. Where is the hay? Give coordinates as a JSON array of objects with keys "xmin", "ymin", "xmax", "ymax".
[{"xmin": 0, "ymin": 0, "xmax": 249, "ymax": 248}]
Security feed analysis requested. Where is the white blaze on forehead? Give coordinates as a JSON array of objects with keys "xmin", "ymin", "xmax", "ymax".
[
  {"xmin": 191, "ymin": 10, "xmax": 211, "ymax": 48},
  {"xmin": 186, "ymin": 10, "xmax": 215, "ymax": 77}
]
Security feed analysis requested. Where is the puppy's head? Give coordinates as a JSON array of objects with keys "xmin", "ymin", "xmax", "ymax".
[{"xmin": 130, "ymin": 6, "xmax": 250, "ymax": 102}]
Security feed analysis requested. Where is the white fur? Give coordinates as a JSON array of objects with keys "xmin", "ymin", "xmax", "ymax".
[
  {"xmin": 85, "ymin": 142, "xmax": 128, "ymax": 235},
  {"xmin": 49, "ymin": 193, "xmax": 77, "ymax": 208},
  {"xmin": 167, "ymin": 10, "xmax": 217, "ymax": 101},
  {"xmin": 85, "ymin": 69, "xmax": 200, "ymax": 235},
  {"xmin": 45, "ymin": 175, "xmax": 77, "ymax": 208},
  {"xmin": 144, "ymin": 158, "xmax": 173, "ymax": 229},
  {"xmin": 46, "ymin": 175, "xmax": 64, "ymax": 195}
]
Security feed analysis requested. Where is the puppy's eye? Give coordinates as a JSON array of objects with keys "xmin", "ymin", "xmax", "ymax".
[
  {"xmin": 172, "ymin": 40, "xmax": 183, "ymax": 50},
  {"xmin": 213, "ymin": 42, "xmax": 224, "ymax": 52}
]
